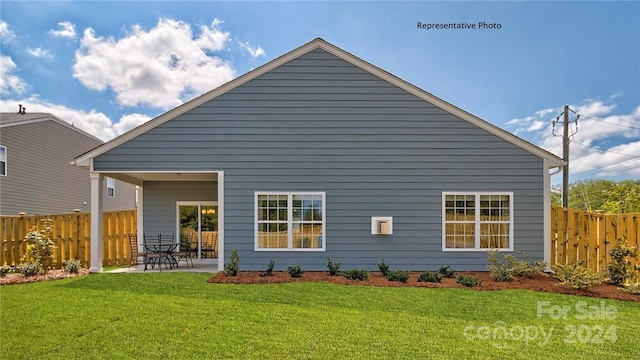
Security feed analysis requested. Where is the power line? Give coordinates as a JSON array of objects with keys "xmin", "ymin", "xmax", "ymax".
[
  {"xmin": 568, "ymin": 109, "xmax": 640, "ymax": 130},
  {"xmin": 569, "ymin": 139, "xmax": 640, "ymax": 158}
]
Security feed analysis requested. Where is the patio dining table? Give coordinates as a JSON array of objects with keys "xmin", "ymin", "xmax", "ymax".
[{"xmin": 143, "ymin": 240, "xmax": 179, "ymax": 270}]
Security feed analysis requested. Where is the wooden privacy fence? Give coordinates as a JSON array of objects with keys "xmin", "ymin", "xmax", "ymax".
[
  {"xmin": 551, "ymin": 206, "xmax": 639, "ymax": 273},
  {"xmin": 0, "ymin": 210, "xmax": 136, "ymax": 269}
]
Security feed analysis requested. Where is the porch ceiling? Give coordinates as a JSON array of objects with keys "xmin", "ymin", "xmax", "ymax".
[{"xmin": 105, "ymin": 172, "xmax": 217, "ymax": 185}]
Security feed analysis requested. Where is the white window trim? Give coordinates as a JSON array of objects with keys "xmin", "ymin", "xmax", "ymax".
[
  {"xmin": 106, "ymin": 177, "xmax": 115, "ymax": 198},
  {"xmin": 0, "ymin": 145, "xmax": 6, "ymax": 177},
  {"xmin": 441, "ymin": 192, "xmax": 514, "ymax": 252},
  {"xmin": 254, "ymin": 191, "xmax": 326, "ymax": 252}
]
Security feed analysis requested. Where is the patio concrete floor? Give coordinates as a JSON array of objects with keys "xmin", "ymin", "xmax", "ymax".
[{"xmin": 108, "ymin": 259, "xmax": 219, "ymax": 273}]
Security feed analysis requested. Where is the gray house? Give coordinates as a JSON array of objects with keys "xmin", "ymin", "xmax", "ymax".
[
  {"xmin": 0, "ymin": 112, "xmax": 136, "ymax": 215},
  {"xmin": 73, "ymin": 38, "xmax": 562, "ymax": 273}
]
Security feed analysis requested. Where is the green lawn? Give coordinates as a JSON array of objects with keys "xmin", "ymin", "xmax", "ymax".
[{"xmin": 1, "ymin": 273, "xmax": 638, "ymax": 359}]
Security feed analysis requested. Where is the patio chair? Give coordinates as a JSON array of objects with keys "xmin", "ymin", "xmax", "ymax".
[
  {"xmin": 128, "ymin": 233, "xmax": 148, "ymax": 269},
  {"xmin": 173, "ymin": 234, "xmax": 194, "ymax": 269},
  {"xmin": 143, "ymin": 233, "xmax": 168, "ymax": 271}
]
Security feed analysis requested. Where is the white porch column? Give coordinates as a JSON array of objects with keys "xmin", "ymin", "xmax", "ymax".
[
  {"xmin": 89, "ymin": 172, "xmax": 104, "ymax": 273},
  {"xmin": 217, "ymin": 171, "xmax": 224, "ymax": 273},
  {"xmin": 136, "ymin": 185, "xmax": 144, "ymax": 253}
]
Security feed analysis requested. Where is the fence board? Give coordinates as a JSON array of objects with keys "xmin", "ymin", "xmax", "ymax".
[
  {"xmin": 1, "ymin": 210, "xmax": 136, "ymax": 269},
  {"xmin": 551, "ymin": 206, "xmax": 639, "ymax": 273}
]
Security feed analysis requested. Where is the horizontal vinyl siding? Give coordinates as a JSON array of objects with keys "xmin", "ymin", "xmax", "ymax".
[
  {"xmin": 95, "ymin": 49, "xmax": 545, "ymax": 271},
  {"xmin": 143, "ymin": 181, "xmax": 217, "ymax": 236},
  {"xmin": 0, "ymin": 121, "xmax": 135, "ymax": 215}
]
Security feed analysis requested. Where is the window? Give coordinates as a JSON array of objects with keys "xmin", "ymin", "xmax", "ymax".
[
  {"xmin": 0, "ymin": 145, "xmax": 6, "ymax": 176},
  {"xmin": 106, "ymin": 177, "xmax": 115, "ymax": 198},
  {"xmin": 255, "ymin": 192, "xmax": 325, "ymax": 251},
  {"xmin": 442, "ymin": 192, "xmax": 513, "ymax": 251}
]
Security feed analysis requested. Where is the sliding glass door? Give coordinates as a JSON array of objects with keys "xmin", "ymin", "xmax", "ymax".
[{"xmin": 177, "ymin": 202, "xmax": 218, "ymax": 259}]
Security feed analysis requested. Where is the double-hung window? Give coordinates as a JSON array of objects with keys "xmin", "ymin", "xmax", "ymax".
[
  {"xmin": 442, "ymin": 192, "xmax": 513, "ymax": 251},
  {"xmin": 106, "ymin": 177, "xmax": 115, "ymax": 198},
  {"xmin": 0, "ymin": 145, "xmax": 6, "ymax": 176},
  {"xmin": 255, "ymin": 192, "xmax": 325, "ymax": 251}
]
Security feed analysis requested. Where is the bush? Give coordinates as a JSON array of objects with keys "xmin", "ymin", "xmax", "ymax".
[
  {"xmin": 326, "ymin": 257, "xmax": 341, "ymax": 276},
  {"xmin": 417, "ymin": 271, "xmax": 442, "ymax": 283},
  {"xmin": 23, "ymin": 221, "xmax": 55, "ymax": 274},
  {"xmin": 513, "ymin": 259, "xmax": 547, "ymax": 279},
  {"xmin": 224, "ymin": 248, "xmax": 239, "ymax": 276},
  {"xmin": 386, "ymin": 270, "xmax": 410, "ymax": 283},
  {"xmin": 438, "ymin": 266, "xmax": 456, "ymax": 278},
  {"xmin": 287, "ymin": 265, "xmax": 303, "ymax": 278},
  {"xmin": 260, "ymin": 259, "xmax": 275, "ymax": 277},
  {"xmin": 343, "ymin": 268, "xmax": 369, "ymax": 281},
  {"xmin": 607, "ymin": 243, "xmax": 637, "ymax": 286},
  {"xmin": 487, "ymin": 250, "xmax": 547, "ymax": 282},
  {"xmin": 621, "ymin": 282, "xmax": 640, "ymax": 295},
  {"xmin": 456, "ymin": 274, "xmax": 482, "ymax": 287},
  {"xmin": 63, "ymin": 259, "xmax": 81, "ymax": 274},
  {"xmin": 15, "ymin": 262, "xmax": 39, "ymax": 277},
  {"xmin": 552, "ymin": 261, "xmax": 603, "ymax": 290},
  {"xmin": 378, "ymin": 259, "xmax": 390, "ymax": 276},
  {"xmin": 0, "ymin": 265, "xmax": 14, "ymax": 277}
]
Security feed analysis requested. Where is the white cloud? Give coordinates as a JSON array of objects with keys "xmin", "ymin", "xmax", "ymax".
[
  {"xmin": 197, "ymin": 19, "xmax": 228, "ymax": 52},
  {"xmin": 113, "ymin": 113, "xmax": 152, "ymax": 135},
  {"xmin": 507, "ymin": 99, "xmax": 640, "ymax": 180},
  {"xmin": 0, "ymin": 20, "xmax": 15, "ymax": 43},
  {"xmin": 237, "ymin": 40, "xmax": 265, "ymax": 58},
  {"xmin": 0, "ymin": 56, "xmax": 27, "ymax": 95},
  {"xmin": 0, "ymin": 97, "xmax": 152, "ymax": 141},
  {"xmin": 49, "ymin": 21, "xmax": 77, "ymax": 38},
  {"xmin": 27, "ymin": 47, "xmax": 53, "ymax": 58},
  {"xmin": 73, "ymin": 17, "xmax": 235, "ymax": 110}
]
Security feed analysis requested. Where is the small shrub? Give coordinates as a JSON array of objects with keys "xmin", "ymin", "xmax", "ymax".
[
  {"xmin": 386, "ymin": 270, "xmax": 410, "ymax": 283},
  {"xmin": 456, "ymin": 274, "xmax": 482, "ymax": 287},
  {"xmin": 487, "ymin": 250, "xmax": 547, "ymax": 282},
  {"xmin": 514, "ymin": 259, "xmax": 547, "ymax": 279},
  {"xmin": 260, "ymin": 259, "xmax": 275, "ymax": 277},
  {"xmin": 224, "ymin": 248, "xmax": 239, "ymax": 276},
  {"xmin": 287, "ymin": 265, "xmax": 303, "ymax": 278},
  {"xmin": 16, "ymin": 262, "xmax": 39, "ymax": 277},
  {"xmin": 23, "ymin": 221, "xmax": 56, "ymax": 274},
  {"xmin": 326, "ymin": 257, "xmax": 341, "ymax": 276},
  {"xmin": 417, "ymin": 271, "xmax": 442, "ymax": 283},
  {"xmin": 438, "ymin": 266, "xmax": 456, "ymax": 278},
  {"xmin": 621, "ymin": 282, "xmax": 640, "ymax": 295},
  {"xmin": 607, "ymin": 243, "xmax": 637, "ymax": 286},
  {"xmin": 343, "ymin": 268, "xmax": 369, "ymax": 281},
  {"xmin": 1, "ymin": 265, "xmax": 14, "ymax": 277},
  {"xmin": 552, "ymin": 261, "xmax": 603, "ymax": 290},
  {"xmin": 487, "ymin": 250, "xmax": 514, "ymax": 282},
  {"xmin": 378, "ymin": 259, "xmax": 390, "ymax": 276},
  {"xmin": 63, "ymin": 259, "xmax": 81, "ymax": 274}
]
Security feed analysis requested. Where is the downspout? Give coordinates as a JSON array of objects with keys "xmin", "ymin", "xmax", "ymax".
[{"xmin": 545, "ymin": 163, "xmax": 563, "ymax": 272}]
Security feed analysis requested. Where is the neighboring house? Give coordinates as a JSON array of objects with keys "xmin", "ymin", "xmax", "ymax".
[
  {"xmin": 73, "ymin": 38, "xmax": 562, "ymax": 273},
  {"xmin": 0, "ymin": 111, "xmax": 136, "ymax": 215}
]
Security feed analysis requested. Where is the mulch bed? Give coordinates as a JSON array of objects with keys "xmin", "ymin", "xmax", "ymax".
[
  {"xmin": 3, "ymin": 268, "xmax": 637, "ymax": 302},
  {"xmin": 208, "ymin": 271, "xmax": 640, "ymax": 302},
  {"xmin": 0, "ymin": 269, "xmax": 90, "ymax": 286}
]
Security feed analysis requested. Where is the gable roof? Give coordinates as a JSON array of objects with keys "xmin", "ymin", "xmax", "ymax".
[
  {"xmin": 73, "ymin": 38, "xmax": 563, "ymax": 168},
  {"xmin": 1, "ymin": 112, "xmax": 103, "ymax": 143}
]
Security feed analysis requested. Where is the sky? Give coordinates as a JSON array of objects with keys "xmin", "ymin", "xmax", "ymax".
[{"xmin": 1, "ymin": 1, "xmax": 639, "ymax": 183}]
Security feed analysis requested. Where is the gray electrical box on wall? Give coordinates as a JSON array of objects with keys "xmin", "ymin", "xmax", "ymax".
[{"xmin": 371, "ymin": 216, "xmax": 393, "ymax": 235}]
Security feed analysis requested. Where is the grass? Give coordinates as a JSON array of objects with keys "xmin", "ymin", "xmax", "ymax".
[{"xmin": 1, "ymin": 273, "xmax": 639, "ymax": 359}]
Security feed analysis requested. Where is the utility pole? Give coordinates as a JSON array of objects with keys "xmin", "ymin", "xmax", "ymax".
[{"xmin": 562, "ymin": 105, "xmax": 569, "ymax": 208}]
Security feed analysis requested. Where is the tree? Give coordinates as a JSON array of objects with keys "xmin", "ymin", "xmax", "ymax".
[{"xmin": 551, "ymin": 179, "xmax": 640, "ymax": 213}]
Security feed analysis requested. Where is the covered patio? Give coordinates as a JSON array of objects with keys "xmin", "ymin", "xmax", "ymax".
[{"xmin": 67, "ymin": 165, "xmax": 225, "ymax": 274}]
